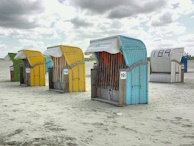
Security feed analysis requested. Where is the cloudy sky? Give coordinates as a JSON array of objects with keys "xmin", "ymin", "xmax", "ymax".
[{"xmin": 0, "ymin": 0, "xmax": 194, "ymax": 58}]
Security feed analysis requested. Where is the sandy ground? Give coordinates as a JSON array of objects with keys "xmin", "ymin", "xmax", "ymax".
[{"xmin": 0, "ymin": 60, "xmax": 194, "ymax": 146}]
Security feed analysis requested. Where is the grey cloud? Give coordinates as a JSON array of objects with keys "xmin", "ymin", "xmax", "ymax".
[
  {"xmin": 68, "ymin": 0, "xmax": 167, "ymax": 18},
  {"xmin": 111, "ymin": 20, "xmax": 122, "ymax": 28},
  {"xmin": 97, "ymin": 20, "xmax": 122, "ymax": 30},
  {"xmin": 159, "ymin": 43, "xmax": 173, "ymax": 47},
  {"xmin": 0, "ymin": 27, "xmax": 57, "ymax": 39},
  {"xmin": 108, "ymin": 0, "xmax": 167, "ymax": 18},
  {"xmin": 71, "ymin": 17, "xmax": 92, "ymax": 28},
  {"xmin": 0, "ymin": 0, "xmax": 44, "ymax": 29},
  {"xmin": 0, "ymin": 44, "xmax": 7, "ymax": 58},
  {"xmin": 71, "ymin": 0, "xmax": 134, "ymax": 13},
  {"xmin": 74, "ymin": 28, "xmax": 125, "ymax": 40},
  {"xmin": 151, "ymin": 12, "xmax": 173, "ymax": 26}
]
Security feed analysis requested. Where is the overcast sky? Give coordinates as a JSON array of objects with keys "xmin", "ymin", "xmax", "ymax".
[{"xmin": 0, "ymin": 0, "xmax": 194, "ymax": 58}]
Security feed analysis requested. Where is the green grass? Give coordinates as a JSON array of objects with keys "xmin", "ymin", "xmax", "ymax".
[{"xmin": 188, "ymin": 56, "xmax": 194, "ymax": 60}]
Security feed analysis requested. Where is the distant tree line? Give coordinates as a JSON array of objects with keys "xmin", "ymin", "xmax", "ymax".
[
  {"xmin": 187, "ymin": 55, "xmax": 194, "ymax": 60},
  {"xmin": 147, "ymin": 55, "xmax": 194, "ymax": 61}
]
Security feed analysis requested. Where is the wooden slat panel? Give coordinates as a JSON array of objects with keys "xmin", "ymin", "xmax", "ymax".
[
  {"xmin": 20, "ymin": 67, "xmax": 24, "ymax": 84},
  {"xmin": 49, "ymin": 67, "xmax": 54, "ymax": 89}
]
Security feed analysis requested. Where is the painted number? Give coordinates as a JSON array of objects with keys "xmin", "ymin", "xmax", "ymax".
[
  {"xmin": 10, "ymin": 66, "xmax": 14, "ymax": 71},
  {"xmin": 120, "ymin": 71, "xmax": 127, "ymax": 79},
  {"xmin": 63, "ymin": 69, "xmax": 68, "ymax": 75},
  {"xmin": 26, "ymin": 68, "xmax": 31, "ymax": 73}
]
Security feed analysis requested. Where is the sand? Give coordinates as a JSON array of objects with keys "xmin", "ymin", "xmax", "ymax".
[{"xmin": 0, "ymin": 60, "xmax": 194, "ymax": 146}]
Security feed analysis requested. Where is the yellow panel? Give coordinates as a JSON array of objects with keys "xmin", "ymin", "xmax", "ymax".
[
  {"xmin": 68, "ymin": 69, "xmax": 73, "ymax": 92},
  {"xmin": 60, "ymin": 46, "xmax": 84, "ymax": 66},
  {"xmin": 79, "ymin": 64, "xmax": 86, "ymax": 91},
  {"xmin": 40, "ymin": 64, "xmax": 45, "ymax": 86},
  {"xmin": 23, "ymin": 50, "xmax": 45, "ymax": 86},
  {"xmin": 30, "ymin": 68, "xmax": 34, "ymax": 86},
  {"xmin": 68, "ymin": 63, "xmax": 86, "ymax": 92}
]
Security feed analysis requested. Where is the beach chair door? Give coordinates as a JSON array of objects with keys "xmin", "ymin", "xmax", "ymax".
[
  {"xmin": 53, "ymin": 57, "xmax": 65, "ymax": 91},
  {"xmin": 131, "ymin": 67, "xmax": 140, "ymax": 104},
  {"xmin": 10, "ymin": 66, "xmax": 14, "ymax": 81},
  {"xmin": 22, "ymin": 59, "xmax": 30, "ymax": 86},
  {"xmin": 20, "ymin": 67, "xmax": 24, "ymax": 84}
]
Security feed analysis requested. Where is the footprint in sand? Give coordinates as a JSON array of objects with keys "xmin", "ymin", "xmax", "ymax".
[
  {"xmin": 44, "ymin": 121, "xmax": 67, "ymax": 132},
  {"xmin": 1, "ymin": 128, "xmax": 24, "ymax": 145},
  {"xmin": 174, "ymin": 117, "xmax": 183, "ymax": 120},
  {"xmin": 182, "ymin": 135, "xmax": 194, "ymax": 139},
  {"xmin": 66, "ymin": 142, "xmax": 78, "ymax": 146},
  {"xmin": 181, "ymin": 124, "xmax": 193, "ymax": 128},
  {"xmin": 155, "ymin": 130, "xmax": 163, "ymax": 133},
  {"xmin": 93, "ymin": 122, "xmax": 104, "ymax": 127},
  {"xmin": 65, "ymin": 137, "xmax": 78, "ymax": 146},
  {"xmin": 88, "ymin": 130, "xmax": 93, "ymax": 133}
]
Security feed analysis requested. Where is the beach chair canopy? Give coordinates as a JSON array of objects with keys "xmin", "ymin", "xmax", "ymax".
[
  {"xmin": 150, "ymin": 48, "xmax": 184, "ymax": 73},
  {"xmin": 4, "ymin": 53, "xmax": 23, "ymax": 64},
  {"xmin": 43, "ymin": 46, "xmax": 62, "ymax": 57},
  {"xmin": 43, "ymin": 45, "xmax": 84, "ymax": 66},
  {"xmin": 85, "ymin": 35, "xmax": 147, "ymax": 68},
  {"xmin": 85, "ymin": 37, "xmax": 120, "ymax": 54},
  {"xmin": 14, "ymin": 50, "xmax": 45, "ymax": 67}
]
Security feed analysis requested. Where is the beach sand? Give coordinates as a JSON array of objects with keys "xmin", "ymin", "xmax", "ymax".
[{"xmin": 0, "ymin": 60, "xmax": 194, "ymax": 146}]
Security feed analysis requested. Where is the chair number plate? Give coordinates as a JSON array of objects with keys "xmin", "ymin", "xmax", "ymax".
[
  {"xmin": 63, "ymin": 69, "xmax": 68, "ymax": 75},
  {"xmin": 26, "ymin": 68, "xmax": 31, "ymax": 73},
  {"xmin": 120, "ymin": 71, "xmax": 127, "ymax": 79}
]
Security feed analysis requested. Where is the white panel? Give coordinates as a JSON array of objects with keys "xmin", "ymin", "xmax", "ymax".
[
  {"xmin": 85, "ymin": 37, "xmax": 120, "ymax": 54},
  {"xmin": 43, "ymin": 47, "xmax": 62, "ymax": 57},
  {"xmin": 150, "ymin": 74, "xmax": 171, "ymax": 82},
  {"xmin": 14, "ymin": 51, "xmax": 26, "ymax": 59},
  {"xmin": 171, "ymin": 62, "xmax": 175, "ymax": 82},
  {"xmin": 150, "ymin": 49, "xmax": 171, "ymax": 73},
  {"xmin": 148, "ymin": 61, "xmax": 150, "ymax": 81},
  {"xmin": 151, "ymin": 57, "xmax": 171, "ymax": 72},
  {"xmin": 170, "ymin": 48, "xmax": 184, "ymax": 63},
  {"xmin": 4, "ymin": 54, "xmax": 10, "ymax": 61},
  {"xmin": 179, "ymin": 65, "xmax": 184, "ymax": 82},
  {"xmin": 150, "ymin": 48, "xmax": 184, "ymax": 73},
  {"xmin": 178, "ymin": 63, "xmax": 181, "ymax": 82}
]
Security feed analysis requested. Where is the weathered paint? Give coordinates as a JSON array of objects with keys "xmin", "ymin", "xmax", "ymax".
[
  {"xmin": 8, "ymin": 53, "xmax": 23, "ymax": 81},
  {"xmin": 181, "ymin": 56, "xmax": 187, "ymax": 72},
  {"xmin": 90, "ymin": 35, "xmax": 148, "ymax": 106},
  {"xmin": 60, "ymin": 45, "xmax": 85, "ymax": 92},
  {"xmin": 22, "ymin": 50, "xmax": 45, "ymax": 86},
  {"xmin": 48, "ymin": 45, "xmax": 86, "ymax": 92},
  {"xmin": 120, "ymin": 35, "xmax": 148, "ymax": 105},
  {"xmin": 45, "ymin": 57, "xmax": 53, "ymax": 73}
]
